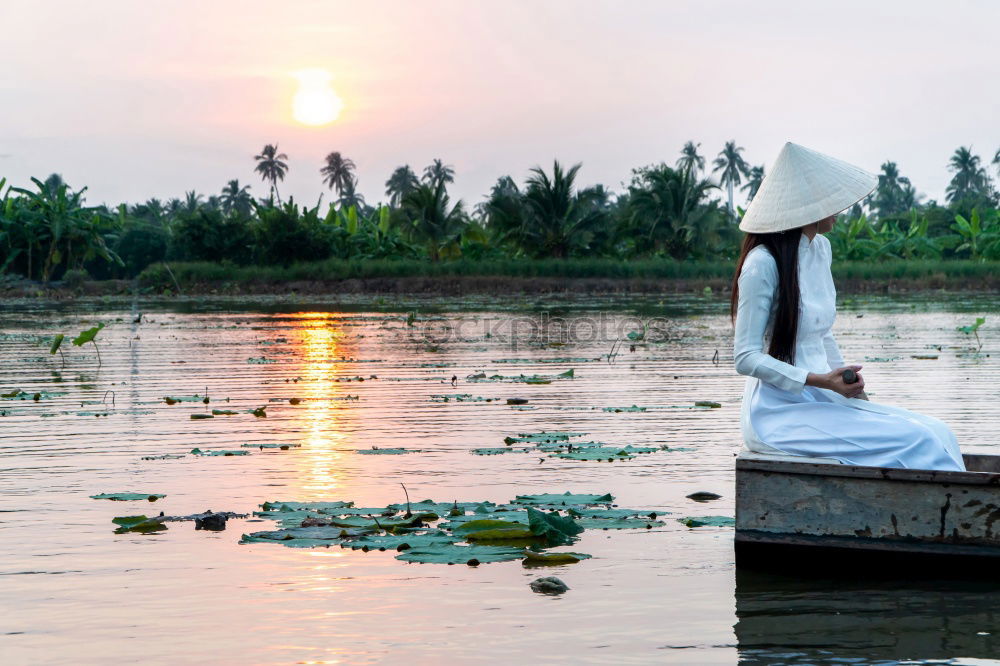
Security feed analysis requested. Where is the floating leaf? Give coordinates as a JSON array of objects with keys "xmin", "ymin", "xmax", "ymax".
[
  {"xmin": 189, "ymin": 448, "xmax": 249, "ymax": 456},
  {"xmin": 249, "ymin": 406, "xmax": 267, "ymax": 418},
  {"xmin": 190, "ymin": 413, "xmax": 214, "ymax": 420},
  {"xmin": 247, "ymin": 356, "xmax": 276, "ymax": 364},
  {"xmin": 911, "ymin": 355, "xmax": 939, "ymax": 360},
  {"xmin": 241, "ymin": 442, "xmax": 301, "ymax": 449},
  {"xmin": 112, "ymin": 515, "xmax": 166, "ymax": 533},
  {"xmin": 141, "ymin": 454, "xmax": 185, "ymax": 460},
  {"xmin": 513, "ymin": 492, "xmax": 614, "ymax": 506},
  {"xmin": 355, "ymin": 448, "xmax": 412, "ymax": 455},
  {"xmin": 575, "ymin": 517, "xmax": 664, "ymax": 530},
  {"xmin": 163, "ymin": 395, "xmax": 206, "ymax": 404},
  {"xmin": 342, "ymin": 532, "xmax": 457, "ymax": 551},
  {"xmin": 686, "ymin": 492, "xmax": 722, "ymax": 501},
  {"xmin": 602, "ymin": 405, "xmax": 647, "ymax": 412},
  {"xmin": 521, "ymin": 550, "xmax": 592, "ymax": 565},
  {"xmin": 91, "ymin": 492, "xmax": 165, "ymax": 501},
  {"xmin": 471, "ymin": 447, "xmax": 529, "ymax": 455},
  {"xmin": 567, "ymin": 507, "xmax": 656, "ymax": 519},
  {"xmin": 677, "ymin": 516, "xmax": 735, "ymax": 528},
  {"xmin": 555, "ymin": 447, "xmax": 635, "ymax": 461},
  {"xmin": 212, "ymin": 409, "xmax": 238, "ymax": 416},
  {"xmin": 395, "ymin": 544, "xmax": 526, "ymax": 565},
  {"xmin": 261, "ymin": 500, "xmax": 354, "ymax": 512},
  {"xmin": 694, "ymin": 401, "xmax": 722, "ymax": 408}
]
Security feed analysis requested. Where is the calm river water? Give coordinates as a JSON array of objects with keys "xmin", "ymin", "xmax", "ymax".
[{"xmin": 2, "ymin": 293, "xmax": 999, "ymax": 665}]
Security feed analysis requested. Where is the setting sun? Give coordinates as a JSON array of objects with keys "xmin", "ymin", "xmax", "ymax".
[{"xmin": 292, "ymin": 68, "xmax": 343, "ymax": 126}]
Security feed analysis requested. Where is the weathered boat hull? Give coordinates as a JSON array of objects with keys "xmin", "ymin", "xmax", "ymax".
[{"xmin": 735, "ymin": 452, "xmax": 1000, "ymax": 569}]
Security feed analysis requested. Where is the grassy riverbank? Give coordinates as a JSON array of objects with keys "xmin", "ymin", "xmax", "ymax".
[{"xmin": 4, "ymin": 259, "xmax": 997, "ymax": 298}]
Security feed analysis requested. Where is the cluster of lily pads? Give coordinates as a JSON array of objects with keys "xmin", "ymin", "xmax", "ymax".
[
  {"xmin": 470, "ymin": 430, "xmax": 690, "ymax": 462},
  {"xmin": 466, "ymin": 369, "xmax": 575, "ymax": 384},
  {"xmin": 240, "ymin": 491, "xmax": 667, "ymax": 566}
]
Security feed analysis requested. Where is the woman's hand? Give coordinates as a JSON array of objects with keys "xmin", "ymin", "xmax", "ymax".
[{"xmin": 807, "ymin": 365, "xmax": 866, "ymax": 399}]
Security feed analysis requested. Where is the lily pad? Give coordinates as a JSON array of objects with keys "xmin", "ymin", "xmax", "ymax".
[
  {"xmin": 163, "ymin": 394, "xmax": 207, "ymax": 404},
  {"xmin": 190, "ymin": 448, "xmax": 249, "ymax": 456},
  {"xmin": 567, "ymin": 507, "xmax": 655, "ymax": 519},
  {"xmin": 190, "ymin": 413, "xmax": 214, "ymax": 420},
  {"xmin": 513, "ymin": 492, "xmax": 614, "ymax": 506},
  {"xmin": 342, "ymin": 532, "xmax": 457, "ymax": 551},
  {"xmin": 601, "ymin": 405, "xmax": 647, "ymax": 413},
  {"xmin": 471, "ymin": 447, "xmax": 529, "ymax": 455},
  {"xmin": 112, "ymin": 515, "xmax": 166, "ymax": 533},
  {"xmin": 261, "ymin": 500, "xmax": 354, "ymax": 512},
  {"xmin": 354, "ymin": 448, "xmax": 413, "ymax": 455},
  {"xmin": 242, "ymin": 442, "xmax": 301, "ymax": 450},
  {"xmin": 141, "ymin": 454, "xmax": 185, "ymax": 460},
  {"xmin": 395, "ymin": 544, "xmax": 526, "ymax": 565},
  {"xmin": 91, "ymin": 492, "xmax": 165, "ymax": 502},
  {"xmin": 247, "ymin": 356, "xmax": 276, "ymax": 364},
  {"xmin": 575, "ymin": 517, "xmax": 665, "ymax": 530},
  {"xmin": 527, "ymin": 507, "xmax": 583, "ymax": 546},
  {"xmin": 521, "ymin": 550, "xmax": 592, "ymax": 565},
  {"xmin": 555, "ymin": 447, "xmax": 635, "ymax": 461},
  {"xmin": 694, "ymin": 401, "xmax": 722, "ymax": 408},
  {"xmin": 212, "ymin": 409, "xmax": 238, "ymax": 416},
  {"xmin": 677, "ymin": 516, "xmax": 735, "ymax": 528}
]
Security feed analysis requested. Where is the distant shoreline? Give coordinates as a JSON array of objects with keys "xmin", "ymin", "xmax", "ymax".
[{"xmin": 4, "ymin": 259, "xmax": 1000, "ymax": 299}]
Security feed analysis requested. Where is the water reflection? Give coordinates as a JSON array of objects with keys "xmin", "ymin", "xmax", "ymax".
[
  {"xmin": 735, "ymin": 568, "xmax": 1000, "ymax": 664},
  {"xmin": 291, "ymin": 313, "xmax": 354, "ymax": 497}
]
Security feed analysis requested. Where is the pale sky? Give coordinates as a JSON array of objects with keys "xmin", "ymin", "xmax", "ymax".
[{"xmin": 1, "ymin": 1, "xmax": 998, "ymax": 209}]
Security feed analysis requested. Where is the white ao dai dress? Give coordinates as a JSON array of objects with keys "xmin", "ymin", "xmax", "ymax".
[{"xmin": 734, "ymin": 233, "xmax": 965, "ymax": 471}]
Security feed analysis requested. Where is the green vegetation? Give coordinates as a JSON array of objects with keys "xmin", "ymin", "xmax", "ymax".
[{"xmin": 3, "ymin": 142, "xmax": 1000, "ymax": 286}]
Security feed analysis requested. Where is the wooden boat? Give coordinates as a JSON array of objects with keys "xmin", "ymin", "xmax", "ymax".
[{"xmin": 735, "ymin": 451, "xmax": 1000, "ymax": 569}]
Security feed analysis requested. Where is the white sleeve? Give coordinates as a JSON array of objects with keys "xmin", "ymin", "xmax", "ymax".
[
  {"xmin": 822, "ymin": 330, "xmax": 845, "ymax": 370},
  {"xmin": 733, "ymin": 250, "xmax": 809, "ymax": 393}
]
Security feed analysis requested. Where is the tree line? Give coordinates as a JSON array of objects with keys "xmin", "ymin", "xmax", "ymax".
[{"xmin": 2, "ymin": 141, "xmax": 1000, "ymax": 282}]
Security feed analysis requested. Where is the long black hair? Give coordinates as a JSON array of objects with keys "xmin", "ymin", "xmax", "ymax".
[{"xmin": 730, "ymin": 228, "xmax": 802, "ymax": 364}]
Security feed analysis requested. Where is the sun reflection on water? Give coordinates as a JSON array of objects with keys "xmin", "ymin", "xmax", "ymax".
[{"xmin": 290, "ymin": 313, "xmax": 356, "ymax": 497}]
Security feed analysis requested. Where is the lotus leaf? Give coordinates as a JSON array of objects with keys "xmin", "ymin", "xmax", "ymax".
[
  {"xmin": 602, "ymin": 405, "xmax": 647, "ymax": 412},
  {"xmin": 567, "ymin": 507, "xmax": 653, "ymax": 519},
  {"xmin": 190, "ymin": 413, "xmax": 214, "ymax": 420},
  {"xmin": 141, "ymin": 454, "xmax": 185, "ymax": 460},
  {"xmin": 342, "ymin": 532, "xmax": 457, "ymax": 551},
  {"xmin": 527, "ymin": 507, "xmax": 584, "ymax": 545},
  {"xmin": 575, "ymin": 517, "xmax": 665, "ymax": 530},
  {"xmin": 694, "ymin": 401, "xmax": 722, "ymax": 408},
  {"xmin": 112, "ymin": 515, "xmax": 166, "ymax": 533},
  {"xmin": 190, "ymin": 448, "xmax": 249, "ymax": 456},
  {"xmin": 247, "ymin": 356, "xmax": 276, "ymax": 364},
  {"xmin": 212, "ymin": 409, "xmax": 238, "ymax": 416},
  {"xmin": 355, "ymin": 448, "xmax": 412, "ymax": 455},
  {"xmin": 386, "ymin": 500, "xmax": 496, "ymax": 515},
  {"xmin": 677, "ymin": 516, "xmax": 735, "ymax": 528},
  {"xmin": 241, "ymin": 442, "xmax": 301, "ymax": 449},
  {"xmin": 163, "ymin": 395, "xmax": 206, "ymax": 403},
  {"xmin": 471, "ymin": 447, "xmax": 528, "ymax": 455},
  {"xmin": 454, "ymin": 518, "xmax": 529, "ymax": 533},
  {"xmin": 513, "ymin": 492, "xmax": 614, "ymax": 506},
  {"xmin": 555, "ymin": 447, "xmax": 635, "ymax": 461},
  {"xmin": 464, "ymin": 527, "xmax": 536, "ymax": 542},
  {"xmin": 241, "ymin": 526, "xmax": 354, "ymax": 543},
  {"xmin": 50, "ymin": 334, "xmax": 65, "ymax": 355},
  {"xmin": 261, "ymin": 500, "xmax": 354, "ymax": 511},
  {"xmin": 91, "ymin": 492, "xmax": 165, "ymax": 501},
  {"xmin": 395, "ymin": 544, "xmax": 526, "ymax": 565},
  {"xmin": 521, "ymin": 550, "xmax": 592, "ymax": 565},
  {"xmin": 71, "ymin": 323, "xmax": 104, "ymax": 347}
]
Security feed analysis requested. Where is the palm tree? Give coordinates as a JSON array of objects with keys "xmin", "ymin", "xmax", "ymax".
[
  {"xmin": 254, "ymin": 144, "xmax": 289, "ymax": 203},
  {"xmin": 320, "ymin": 152, "xmax": 357, "ymax": 199},
  {"xmin": 220, "ymin": 179, "xmax": 253, "ymax": 216},
  {"xmin": 182, "ymin": 191, "xmax": 203, "ymax": 214},
  {"xmin": 385, "ymin": 166, "xmax": 420, "ymax": 207},
  {"xmin": 519, "ymin": 161, "xmax": 606, "ymax": 258},
  {"xmin": 946, "ymin": 146, "xmax": 989, "ymax": 204},
  {"xmin": 627, "ymin": 164, "xmax": 724, "ymax": 258},
  {"xmin": 337, "ymin": 176, "xmax": 366, "ymax": 210},
  {"xmin": 399, "ymin": 181, "xmax": 467, "ymax": 260},
  {"xmin": 422, "ymin": 159, "xmax": 455, "ymax": 188},
  {"xmin": 676, "ymin": 142, "xmax": 705, "ymax": 175},
  {"xmin": 741, "ymin": 165, "xmax": 765, "ymax": 203},
  {"xmin": 872, "ymin": 161, "xmax": 913, "ymax": 218},
  {"xmin": 712, "ymin": 140, "xmax": 751, "ymax": 218}
]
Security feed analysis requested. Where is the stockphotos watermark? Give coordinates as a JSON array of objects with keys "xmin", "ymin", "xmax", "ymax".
[{"xmin": 415, "ymin": 312, "xmax": 677, "ymax": 350}]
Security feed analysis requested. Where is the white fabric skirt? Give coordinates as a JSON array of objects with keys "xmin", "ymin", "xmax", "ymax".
[{"xmin": 748, "ymin": 383, "xmax": 966, "ymax": 471}]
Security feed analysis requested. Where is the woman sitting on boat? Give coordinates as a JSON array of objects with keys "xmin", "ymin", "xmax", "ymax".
[{"xmin": 732, "ymin": 142, "xmax": 965, "ymax": 471}]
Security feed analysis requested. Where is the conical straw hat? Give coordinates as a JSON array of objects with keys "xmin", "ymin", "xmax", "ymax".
[{"xmin": 739, "ymin": 142, "xmax": 877, "ymax": 233}]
